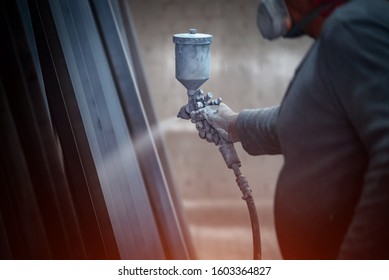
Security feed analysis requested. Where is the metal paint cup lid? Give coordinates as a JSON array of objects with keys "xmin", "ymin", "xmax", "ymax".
[{"xmin": 173, "ymin": 29, "xmax": 213, "ymax": 45}]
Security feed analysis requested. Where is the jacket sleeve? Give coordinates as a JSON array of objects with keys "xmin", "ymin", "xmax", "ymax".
[
  {"xmin": 320, "ymin": 1, "xmax": 389, "ymax": 259},
  {"xmin": 235, "ymin": 106, "xmax": 282, "ymax": 155}
]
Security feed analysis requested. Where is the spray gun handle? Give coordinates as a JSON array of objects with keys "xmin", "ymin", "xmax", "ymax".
[
  {"xmin": 178, "ymin": 89, "xmax": 261, "ymax": 260},
  {"xmin": 219, "ymin": 141, "xmax": 241, "ymax": 169},
  {"xmin": 184, "ymin": 89, "xmax": 226, "ymax": 145},
  {"xmin": 179, "ymin": 89, "xmax": 238, "ymax": 152}
]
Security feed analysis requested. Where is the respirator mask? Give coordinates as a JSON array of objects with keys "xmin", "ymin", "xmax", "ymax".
[
  {"xmin": 256, "ymin": 0, "xmax": 292, "ymax": 40},
  {"xmin": 257, "ymin": 0, "xmax": 340, "ymax": 40}
]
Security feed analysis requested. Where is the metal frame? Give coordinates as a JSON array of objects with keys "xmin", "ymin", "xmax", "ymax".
[{"xmin": 0, "ymin": 0, "xmax": 191, "ymax": 259}]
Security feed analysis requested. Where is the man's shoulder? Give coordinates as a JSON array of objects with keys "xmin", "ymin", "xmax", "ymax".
[
  {"xmin": 318, "ymin": 0, "xmax": 389, "ymax": 64},
  {"xmin": 321, "ymin": 0, "xmax": 389, "ymax": 44}
]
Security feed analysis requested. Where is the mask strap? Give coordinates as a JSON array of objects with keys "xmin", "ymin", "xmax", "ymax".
[{"xmin": 284, "ymin": 1, "xmax": 339, "ymax": 38}]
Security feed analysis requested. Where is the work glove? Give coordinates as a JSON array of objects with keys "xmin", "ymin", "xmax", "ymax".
[{"xmin": 190, "ymin": 103, "xmax": 239, "ymax": 144}]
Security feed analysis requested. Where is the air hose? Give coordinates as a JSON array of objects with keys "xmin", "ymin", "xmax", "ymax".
[
  {"xmin": 178, "ymin": 90, "xmax": 262, "ymax": 260},
  {"xmin": 219, "ymin": 142, "xmax": 261, "ymax": 260}
]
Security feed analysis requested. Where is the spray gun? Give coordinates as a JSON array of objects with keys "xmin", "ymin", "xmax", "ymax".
[{"xmin": 173, "ymin": 29, "xmax": 261, "ymax": 260}]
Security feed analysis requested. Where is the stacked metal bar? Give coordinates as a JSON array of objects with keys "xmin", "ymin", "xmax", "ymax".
[{"xmin": 0, "ymin": 0, "xmax": 191, "ymax": 260}]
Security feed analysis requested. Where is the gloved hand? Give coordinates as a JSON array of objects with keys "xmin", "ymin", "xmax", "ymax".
[{"xmin": 190, "ymin": 103, "xmax": 240, "ymax": 144}]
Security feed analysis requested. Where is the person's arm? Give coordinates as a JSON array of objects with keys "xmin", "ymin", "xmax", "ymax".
[
  {"xmin": 235, "ymin": 106, "xmax": 282, "ymax": 155},
  {"xmin": 321, "ymin": 2, "xmax": 389, "ymax": 259},
  {"xmin": 191, "ymin": 103, "xmax": 282, "ymax": 155}
]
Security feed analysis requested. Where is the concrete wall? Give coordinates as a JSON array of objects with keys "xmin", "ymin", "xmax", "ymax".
[{"xmin": 129, "ymin": 0, "xmax": 313, "ymax": 259}]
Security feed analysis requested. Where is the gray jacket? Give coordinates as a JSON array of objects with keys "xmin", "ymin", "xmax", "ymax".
[{"xmin": 236, "ymin": 0, "xmax": 389, "ymax": 259}]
